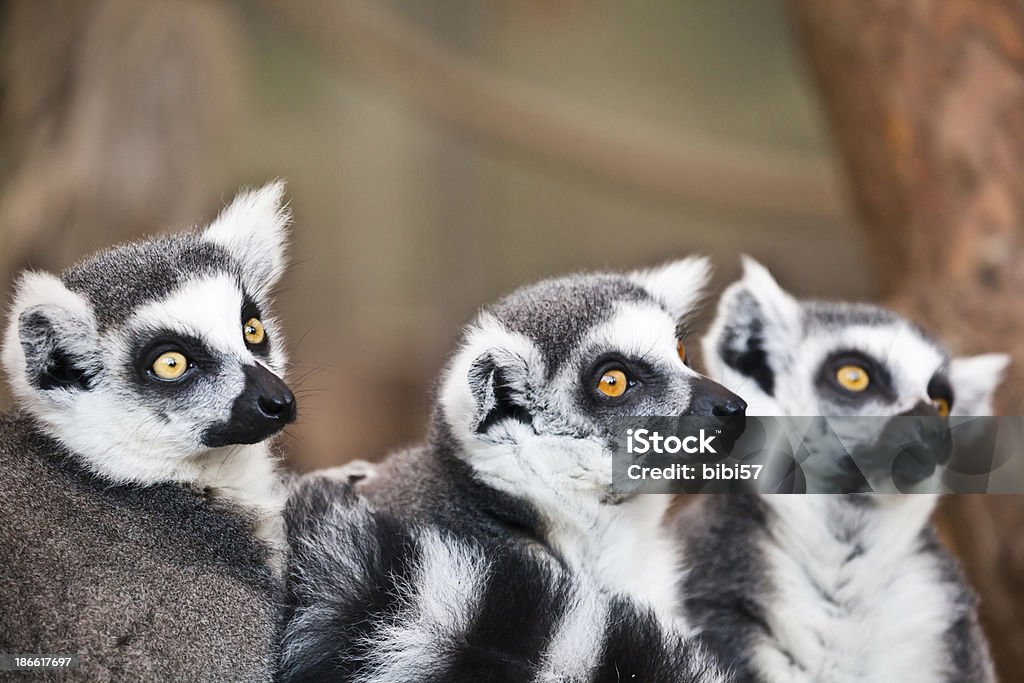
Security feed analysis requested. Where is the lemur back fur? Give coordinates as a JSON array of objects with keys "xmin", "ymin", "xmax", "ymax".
[{"xmin": 282, "ymin": 474, "xmax": 729, "ymax": 683}]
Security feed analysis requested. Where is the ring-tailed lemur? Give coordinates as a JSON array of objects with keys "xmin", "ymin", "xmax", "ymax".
[
  {"xmin": 282, "ymin": 259, "xmax": 744, "ymax": 682},
  {"xmin": 675, "ymin": 258, "xmax": 1005, "ymax": 683},
  {"xmin": 0, "ymin": 182, "xmax": 296, "ymax": 682},
  {"xmin": 282, "ymin": 472, "xmax": 730, "ymax": 683}
]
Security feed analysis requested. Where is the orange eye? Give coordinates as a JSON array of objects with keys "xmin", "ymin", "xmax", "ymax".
[
  {"xmin": 243, "ymin": 318, "xmax": 266, "ymax": 345},
  {"xmin": 597, "ymin": 369, "xmax": 629, "ymax": 398},
  {"xmin": 677, "ymin": 341, "xmax": 687, "ymax": 364},
  {"xmin": 835, "ymin": 365, "xmax": 870, "ymax": 392},
  {"xmin": 152, "ymin": 351, "xmax": 188, "ymax": 380},
  {"xmin": 932, "ymin": 397, "xmax": 951, "ymax": 417}
]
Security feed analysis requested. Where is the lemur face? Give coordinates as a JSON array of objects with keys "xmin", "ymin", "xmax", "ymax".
[
  {"xmin": 2, "ymin": 182, "xmax": 296, "ymax": 485},
  {"xmin": 702, "ymin": 258, "xmax": 1008, "ymax": 419},
  {"xmin": 440, "ymin": 257, "xmax": 745, "ymax": 495},
  {"xmin": 702, "ymin": 258, "xmax": 1009, "ymax": 490}
]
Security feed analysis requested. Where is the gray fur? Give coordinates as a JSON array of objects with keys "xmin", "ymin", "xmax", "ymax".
[
  {"xmin": 488, "ymin": 274, "xmax": 649, "ymax": 377},
  {"xmin": 673, "ymin": 496, "xmax": 770, "ymax": 682},
  {"xmin": 800, "ymin": 300, "xmax": 905, "ymax": 333},
  {"xmin": 925, "ymin": 532, "xmax": 996, "ymax": 683},
  {"xmin": 61, "ymin": 235, "xmax": 237, "ymax": 330},
  {"xmin": 0, "ymin": 412, "xmax": 280, "ymax": 682}
]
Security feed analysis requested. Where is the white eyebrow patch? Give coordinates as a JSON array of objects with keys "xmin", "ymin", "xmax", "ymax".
[
  {"xmin": 127, "ymin": 274, "xmax": 247, "ymax": 357},
  {"xmin": 583, "ymin": 302, "xmax": 681, "ymax": 366}
]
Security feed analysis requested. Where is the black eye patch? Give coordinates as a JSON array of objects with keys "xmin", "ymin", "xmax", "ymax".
[
  {"xmin": 241, "ymin": 296, "xmax": 270, "ymax": 356},
  {"xmin": 815, "ymin": 350, "xmax": 897, "ymax": 405},
  {"xmin": 927, "ymin": 372, "xmax": 954, "ymax": 406},
  {"xmin": 241, "ymin": 297, "xmax": 263, "ymax": 325},
  {"xmin": 580, "ymin": 352, "xmax": 667, "ymax": 410},
  {"xmin": 132, "ymin": 331, "xmax": 218, "ymax": 388}
]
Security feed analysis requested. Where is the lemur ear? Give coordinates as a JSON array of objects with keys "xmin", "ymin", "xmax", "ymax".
[
  {"xmin": 949, "ymin": 353, "xmax": 1010, "ymax": 416},
  {"xmin": 466, "ymin": 348, "xmax": 533, "ymax": 435},
  {"xmin": 2, "ymin": 272, "xmax": 99, "ymax": 397},
  {"xmin": 630, "ymin": 256, "xmax": 711, "ymax": 323},
  {"xmin": 204, "ymin": 180, "xmax": 291, "ymax": 298},
  {"xmin": 702, "ymin": 257, "xmax": 801, "ymax": 397}
]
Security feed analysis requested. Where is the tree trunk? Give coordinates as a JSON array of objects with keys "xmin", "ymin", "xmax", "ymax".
[{"xmin": 788, "ymin": 1, "xmax": 1024, "ymax": 678}]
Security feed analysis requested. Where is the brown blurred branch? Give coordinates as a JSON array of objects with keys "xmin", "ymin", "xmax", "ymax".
[
  {"xmin": 263, "ymin": 0, "xmax": 844, "ymax": 220},
  {"xmin": 788, "ymin": 1, "xmax": 1024, "ymax": 678}
]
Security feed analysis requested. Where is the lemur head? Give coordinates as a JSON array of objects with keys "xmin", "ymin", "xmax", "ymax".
[
  {"xmin": 2, "ymin": 182, "xmax": 296, "ymax": 485},
  {"xmin": 703, "ymin": 258, "xmax": 1009, "ymax": 491},
  {"xmin": 703, "ymin": 257, "xmax": 1008, "ymax": 419},
  {"xmin": 439, "ymin": 257, "xmax": 745, "ymax": 499}
]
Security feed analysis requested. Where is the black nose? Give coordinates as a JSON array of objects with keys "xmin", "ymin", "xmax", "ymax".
[
  {"xmin": 201, "ymin": 363, "xmax": 297, "ymax": 448},
  {"xmin": 713, "ymin": 399, "xmax": 746, "ymax": 417},
  {"xmin": 250, "ymin": 364, "xmax": 297, "ymax": 424},
  {"xmin": 688, "ymin": 377, "xmax": 747, "ymax": 417},
  {"xmin": 259, "ymin": 390, "xmax": 297, "ymax": 422}
]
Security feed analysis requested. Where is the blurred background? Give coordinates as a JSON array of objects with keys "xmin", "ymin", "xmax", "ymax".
[
  {"xmin": 0, "ymin": 0, "xmax": 865, "ymax": 468},
  {"xmin": 1, "ymin": 0, "xmax": 1021, "ymax": 677}
]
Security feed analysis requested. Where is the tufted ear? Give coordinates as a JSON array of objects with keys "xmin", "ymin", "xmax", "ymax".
[
  {"xmin": 630, "ymin": 256, "xmax": 711, "ymax": 324},
  {"xmin": 2, "ymin": 272, "xmax": 99, "ymax": 399},
  {"xmin": 204, "ymin": 181, "xmax": 291, "ymax": 298},
  {"xmin": 440, "ymin": 314, "xmax": 542, "ymax": 443},
  {"xmin": 466, "ymin": 348, "xmax": 533, "ymax": 435},
  {"xmin": 949, "ymin": 353, "xmax": 1010, "ymax": 416},
  {"xmin": 702, "ymin": 257, "xmax": 802, "ymax": 397}
]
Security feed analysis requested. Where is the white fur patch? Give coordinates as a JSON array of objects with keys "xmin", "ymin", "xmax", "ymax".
[
  {"xmin": 586, "ymin": 303, "xmax": 685, "ymax": 365},
  {"xmin": 127, "ymin": 273, "xmax": 286, "ymax": 374},
  {"xmin": 752, "ymin": 496, "xmax": 953, "ymax": 683},
  {"xmin": 464, "ymin": 421, "xmax": 683, "ymax": 623},
  {"xmin": 536, "ymin": 572, "xmax": 609, "ymax": 682},
  {"xmin": 949, "ymin": 353, "xmax": 1010, "ymax": 416},
  {"xmin": 354, "ymin": 529, "xmax": 488, "ymax": 683}
]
